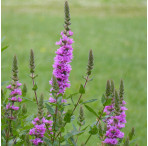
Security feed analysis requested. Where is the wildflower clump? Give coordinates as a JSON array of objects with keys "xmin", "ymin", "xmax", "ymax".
[
  {"xmin": 103, "ymin": 80, "xmax": 127, "ymax": 145},
  {"xmin": 29, "ymin": 94, "xmax": 53, "ymax": 145}
]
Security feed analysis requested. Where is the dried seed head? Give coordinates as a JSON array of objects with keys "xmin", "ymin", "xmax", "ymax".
[
  {"xmin": 12, "ymin": 55, "xmax": 19, "ymax": 82},
  {"xmin": 30, "ymin": 49, "xmax": 35, "ymax": 73},
  {"xmin": 64, "ymin": 0, "xmax": 71, "ymax": 33},
  {"xmin": 87, "ymin": 49, "xmax": 94, "ymax": 76},
  {"xmin": 38, "ymin": 94, "xmax": 44, "ymax": 122},
  {"xmin": 106, "ymin": 80, "xmax": 111, "ymax": 98}
]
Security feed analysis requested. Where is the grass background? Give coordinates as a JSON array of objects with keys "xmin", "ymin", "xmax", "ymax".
[{"xmin": 1, "ymin": 0, "xmax": 147, "ymax": 145}]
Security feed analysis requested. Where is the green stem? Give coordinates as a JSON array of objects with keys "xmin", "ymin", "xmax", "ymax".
[
  {"xmin": 55, "ymin": 75, "xmax": 89, "ymax": 139},
  {"xmin": 31, "ymin": 73, "xmax": 38, "ymax": 105},
  {"xmin": 84, "ymin": 106, "xmax": 105, "ymax": 145}
]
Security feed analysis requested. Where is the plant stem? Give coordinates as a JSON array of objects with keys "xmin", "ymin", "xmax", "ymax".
[
  {"xmin": 71, "ymin": 75, "xmax": 89, "ymax": 115},
  {"xmin": 53, "ymin": 94, "xmax": 58, "ymax": 144},
  {"xmin": 84, "ymin": 106, "xmax": 105, "ymax": 145},
  {"xmin": 55, "ymin": 75, "xmax": 89, "ymax": 139},
  {"xmin": 75, "ymin": 126, "xmax": 81, "ymax": 143},
  {"xmin": 31, "ymin": 73, "xmax": 38, "ymax": 105}
]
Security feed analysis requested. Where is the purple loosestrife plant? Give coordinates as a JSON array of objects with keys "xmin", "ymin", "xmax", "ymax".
[{"xmin": 1, "ymin": 1, "xmax": 138, "ymax": 146}]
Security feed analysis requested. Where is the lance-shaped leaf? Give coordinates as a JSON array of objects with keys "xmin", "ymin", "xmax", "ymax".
[
  {"xmin": 84, "ymin": 105, "xmax": 98, "ymax": 117},
  {"xmin": 45, "ymin": 103, "xmax": 54, "ymax": 115}
]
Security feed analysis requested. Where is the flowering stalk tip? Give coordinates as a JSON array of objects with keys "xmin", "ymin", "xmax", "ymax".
[
  {"xmin": 87, "ymin": 49, "xmax": 94, "ymax": 76},
  {"xmin": 106, "ymin": 80, "xmax": 111, "ymax": 98},
  {"xmin": 30, "ymin": 49, "xmax": 35, "ymax": 74}
]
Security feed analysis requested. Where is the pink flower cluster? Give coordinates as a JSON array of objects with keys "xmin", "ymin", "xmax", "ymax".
[
  {"xmin": 6, "ymin": 81, "xmax": 22, "ymax": 113},
  {"xmin": 103, "ymin": 101, "xmax": 127, "ymax": 145},
  {"xmin": 49, "ymin": 30, "xmax": 74, "ymax": 95},
  {"xmin": 29, "ymin": 117, "xmax": 53, "ymax": 145}
]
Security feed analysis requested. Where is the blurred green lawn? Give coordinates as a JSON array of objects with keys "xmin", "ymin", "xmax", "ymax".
[{"xmin": 1, "ymin": 0, "xmax": 146, "ymax": 145}]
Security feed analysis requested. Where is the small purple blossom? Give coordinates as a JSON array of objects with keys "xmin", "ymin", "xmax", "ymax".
[
  {"xmin": 31, "ymin": 138, "xmax": 43, "ymax": 145},
  {"xmin": 49, "ymin": 97, "xmax": 56, "ymax": 103},
  {"xmin": 30, "ymin": 117, "xmax": 53, "ymax": 145}
]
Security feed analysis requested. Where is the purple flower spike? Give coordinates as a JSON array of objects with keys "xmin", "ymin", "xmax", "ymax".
[{"xmin": 50, "ymin": 30, "xmax": 74, "ymax": 95}]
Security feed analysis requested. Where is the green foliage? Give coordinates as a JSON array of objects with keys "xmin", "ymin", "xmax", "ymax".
[
  {"xmin": 84, "ymin": 105, "xmax": 98, "ymax": 118},
  {"xmin": 64, "ymin": 110, "xmax": 72, "ymax": 123},
  {"xmin": 79, "ymin": 84, "xmax": 85, "ymax": 94},
  {"xmin": 89, "ymin": 125, "xmax": 98, "ymax": 135},
  {"xmin": 45, "ymin": 103, "xmax": 54, "ymax": 115}
]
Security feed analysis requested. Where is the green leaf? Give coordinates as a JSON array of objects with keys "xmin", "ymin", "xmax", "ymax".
[
  {"xmin": 66, "ymin": 92, "xmax": 79, "ymax": 99},
  {"xmin": 1, "ymin": 45, "xmax": 8, "ymax": 52},
  {"xmin": 64, "ymin": 110, "xmax": 72, "ymax": 123},
  {"xmin": 104, "ymin": 98, "xmax": 112, "ymax": 106},
  {"xmin": 89, "ymin": 125, "xmax": 98, "ymax": 135},
  {"xmin": 101, "ymin": 94, "xmax": 106, "ymax": 105},
  {"xmin": 81, "ymin": 99, "xmax": 97, "ymax": 104},
  {"xmin": 79, "ymin": 84, "xmax": 85, "ymax": 94},
  {"xmin": 45, "ymin": 103, "xmax": 54, "ymax": 115},
  {"xmin": 84, "ymin": 105, "xmax": 98, "ymax": 117},
  {"xmin": 32, "ymin": 83, "xmax": 38, "ymax": 91},
  {"xmin": 43, "ymin": 136, "xmax": 52, "ymax": 145}
]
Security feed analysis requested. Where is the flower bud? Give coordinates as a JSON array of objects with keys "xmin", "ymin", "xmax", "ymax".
[
  {"xmin": 106, "ymin": 80, "xmax": 111, "ymax": 98},
  {"xmin": 129, "ymin": 127, "xmax": 135, "ymax": 140},
  {"xmin": 78, "ymin": 106, "xmax": 85, "ymax": 126},
  {"xmin": 38, "ymin": 94, "xmax": 44, "ymax": 122},
  {"xmin": 12, "ymin": 55, "xmax": 18, "ymax": 82},
  {"xmin": 22, "ymin": 83, "xmax": 27, "ymax": 97},
  {"xmin": 115, "ymin": 90, "xmax": 120, "ymax": 114},
  {"xmin": 22, "ymin": 103, "xmax": 27, "ymax": 114},
  {"xmin": 110, "ymin": 80, "xmax": 115, "ymax": 98},
  {"xmin": 64, "ymin": 1, "xmax": 71, "ymax": 33},
  {"xmin": 30, "ymin": 49, "xmax": 35, "ymax": 74},
  {"xmin": 86, "ymin": 49, "xmax": 94, "ymax": 76},
  {"xmin": 123, "ymin": 137, "xmax": 129, "ymax": 146},
  {"xmin": 119, "ymin": 79, "xmax": 124, "ymax": 104},
  {"xmin": 52, "ymin": 75, "xmax": 59, "ymax": 93}
]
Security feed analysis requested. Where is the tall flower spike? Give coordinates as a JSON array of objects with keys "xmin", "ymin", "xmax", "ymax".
[
  {"xmin": 106, "ymin": 80, "xmax": 111, "ymax": 98},
  {"xmin": 87, "ymin": 49, "xmax": 94, "ymax": 76},
  {"xmin": 12, "ymin": 55, "xmax": 18, "ymax": 82},
  {"xmin": 119, "ymin": 79, "xmax": 124, "ymax": 104},
  {"xmin": 49, "ymin": 0, "xmax": 74, "ymax": 94},
  {"xmin": 30, "ymin": 49, "xmax": 35, "ymax": 74}
]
